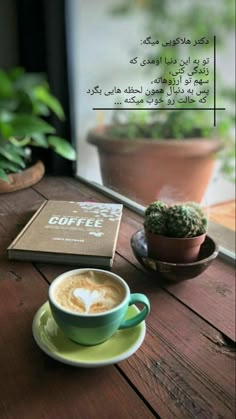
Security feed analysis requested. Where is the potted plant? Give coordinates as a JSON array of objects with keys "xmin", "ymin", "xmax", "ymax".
[
  {"xmin": 87, "ymin": 0, "xmax": 234, "ymax": 205},
  {"xmin": 87, "ymin": 110, "xmax": 229, "ymax": 204},
  {"xmin": 143, "ymin": 200, "xmax": 208, "ymax": 263},
  {"xmin": 0, "ymin": 67, "xmax": 76, "ymax": 193}
]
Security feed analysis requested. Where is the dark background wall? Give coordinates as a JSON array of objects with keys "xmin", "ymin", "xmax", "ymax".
[
  {"xmin": 0, "ymin": 1, "xmax": 19, "ymax": 68},
  {"xmin": 0, "ymin": 0, "xmax": 73, "ymax": 175}
]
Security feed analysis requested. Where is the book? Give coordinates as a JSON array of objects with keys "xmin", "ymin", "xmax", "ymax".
[{"xmin": 8, "ymin": 200, "xmax": 123, "ymax": 268}]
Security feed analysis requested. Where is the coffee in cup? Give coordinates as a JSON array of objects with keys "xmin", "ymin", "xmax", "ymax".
[
  {"xmin": 49, "ymin": 268, "xmax": 150, "ymax": 346},
  {"xmin": 53, "ymin": 270, "xmax": 126, "ymax": 314}
]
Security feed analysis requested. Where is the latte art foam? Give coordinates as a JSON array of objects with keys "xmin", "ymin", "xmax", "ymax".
[{"xmin": 53, "ymin": 271, "xmax": 125, "ymax": 314}]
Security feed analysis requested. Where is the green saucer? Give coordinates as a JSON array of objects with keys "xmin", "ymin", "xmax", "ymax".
[{"xmin": 32, "ymin": 302, "xmax": 146, "ymax": 367}]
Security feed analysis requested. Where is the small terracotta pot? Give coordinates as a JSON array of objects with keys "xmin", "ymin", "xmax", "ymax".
[
  {"xmin": 0, "ymin": 160, "xmax": 45, "ymax": 194},
  {"xmin": 145, "ymin": 228, "xmax": 206, "ymax": 263}
]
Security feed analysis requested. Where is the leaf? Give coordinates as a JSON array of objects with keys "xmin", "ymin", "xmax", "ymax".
[
  {"xmin": 8, "ymin": 142, "xmax": 27, "ymax": 156},
  {"xmin": 0, "ymin": 140, "xmax": 27, "ymax": 156},
  {"xmin": 0, "ymin": 120, "xmax": 13, "ymax": 138},
  {"xmin": 32, "ymin": 101, "xmax": 50, "ymax": 117},
  {"xmin": 0, "ymin": 168, "xmax": 9, "ymax": 182},
  {"xmin": 0, "ymin": 158, "xmax": 22, "ymax": 173},
  {"xmin": 48, "ymin": 136, "xmax": 76, "ymax": 160},
  {"xmin": 9, "ymin": 136, "xmax": 31, "ymax": 147},
  {"xmin": 110, "ymin": 3, "xmax": 133, "ymax": 15},
  {"xmin": 0, "ymin": 111, "xmax": 16, "ymax": 123},
  {"xmin": 0, "ymin": 70, "xmax": 14, "ymax": 98},
  {"xmin": 0, "ymin": 144, "xmax": 26, "ymax": 168},
  {"xmin": 0, "ymin": 98, "xmax": 18, "ymax": 112},
  {"xmin": 8, "ymin": 67, "xmax": 25, "ymax": 81},
  {"xmin": 4, "ymin": 114, "xmax": 55, "ymax": 137},
  {"xmin": 15, "ymin": 73, "xmax": 46, "ymax": 92},
  {"xmin": 31, "ymin": 133, "xmax": 49, "ymax": 148},
  {"xmin": 33, "ymin": 86, "xmax": 65, "ymax": 120}
]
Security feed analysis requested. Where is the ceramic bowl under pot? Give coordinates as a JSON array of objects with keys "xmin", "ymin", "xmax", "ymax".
[{"xmin": 131, "ymin": 230, "xmax": 219, "ymax": 281}]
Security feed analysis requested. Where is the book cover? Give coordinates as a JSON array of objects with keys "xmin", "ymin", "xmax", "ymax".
[{"xmin": 7, "ymin": 200, "xmax": 123, "ymax": 268}]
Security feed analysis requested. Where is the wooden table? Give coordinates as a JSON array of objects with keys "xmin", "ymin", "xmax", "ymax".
[
  {"xmin": 209, "ymin": 200, "xmax": 236, "ymax": 231},
  {"xmin": 0, "ymin": 176, "xmax": 235, "ymax": 419}
]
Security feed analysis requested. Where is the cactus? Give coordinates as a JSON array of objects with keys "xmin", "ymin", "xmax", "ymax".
[
  {"xmin": 185, "ymin": 202, "xmax": 208, "ymax": 235},
  {"xmin": 145, "ymin": 200, "xmax": 168, "ymax": 217},
  {"xmin": 185, "ymin": 201, "xmax": 206, "ymax": 219},
  {"xmin": 144, "ymin": 201, "xmax": 168, "ymax": 235},
  {"xmin": 144, "ymin": 212, "xmax": 167, "ymax": 235},
  {"xmin": 144, "ymin": 200, "xmax": 207, "ymax": 238},
  {"xmin": 166, "ymin": 204, "xmax": 207, "ymax": 238}
]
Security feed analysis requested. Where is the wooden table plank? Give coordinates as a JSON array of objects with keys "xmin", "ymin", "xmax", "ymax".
[
  {"xmin": 165, "ymin": 259, "xmax": 236, "ymax": 341},
  {"xmin": 34, "ymin": 255, "xmax": 235, "ymax": 419},
  {"xmin": 0, "ymin": 224, "xmax": 10, "ymax": 239},
  {"xmin": 32, "ymin": 177, "xmax": 236, "ymax": 341},
  {"xmin": 112, "ymin": 258, "xmax": 235, "ymax": 419},
  {"xmin": 209, "ymin": 200, "xmax": 236, "ymax": 231},
  {"xmin": 0, "ymin": 187, "xmax": 45, "ymax": 239},
  {"xmin": 1, "ymin": 176, "xmax": 235, "ymax": 419},
  {"xmin": 0, "ymin": 242, "xmax": 155, "ymax": 419}
]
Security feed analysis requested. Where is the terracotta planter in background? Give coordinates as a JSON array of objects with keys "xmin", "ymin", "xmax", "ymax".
[
  {"xmin": 0, "ymin": 161, "xmax": 45, "ymax": 194},
  {"xmin": 145, "ymin": 228, "xmax": 206, "ymax": 263},
  {"xmin": 87, "ymin": 125, "xmax": 222, "ymax": 205}
]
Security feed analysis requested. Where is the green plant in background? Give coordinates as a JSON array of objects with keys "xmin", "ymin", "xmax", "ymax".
[
  {"xmin": 144, "ymin": 200, "xmax": 208, "ymax": 238},
  {"xmin": 0, "ymin": 67, "xmax": 76, "ymax": 182},
  {"xmin": 109, "ymin": 0, "xmax": 235, "ymax": 181},
  {"xmin": 110, "ymin": 109, "xmax": 216, "ymax": 139}
]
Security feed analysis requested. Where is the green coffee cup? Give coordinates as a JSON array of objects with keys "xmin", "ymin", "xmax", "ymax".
[{"xmin": 49, "ymin": 268, "xmax": 150, "ymax": 346}]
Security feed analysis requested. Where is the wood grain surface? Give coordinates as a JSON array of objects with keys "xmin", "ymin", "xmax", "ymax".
[
  {"xmin": 0, "ymin": 176, "xmax": 235, "ymax": 419},
  {"xmin": 33, "ymin": 177, "xmax": 236, "ymax": 342},
  {"xmin": 209, "ymin": 200, "xmax": 235, "ymax": 231}
]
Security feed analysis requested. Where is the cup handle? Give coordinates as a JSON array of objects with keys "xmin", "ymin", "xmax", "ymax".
[{"xmin": 118, "ymin": 293, "xmax": 150, "ymax": 329}]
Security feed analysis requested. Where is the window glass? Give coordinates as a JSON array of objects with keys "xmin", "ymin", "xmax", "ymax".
[{"xmin": 66, "ymin": 0, "xmax": 235, "ymax": 249}]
